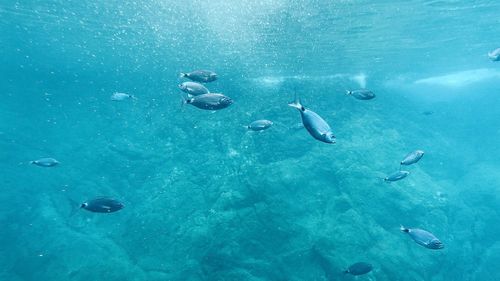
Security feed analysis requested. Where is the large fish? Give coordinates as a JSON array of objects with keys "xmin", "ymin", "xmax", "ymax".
[
  {"xmin": 178, "ymin": 81, "xmax": 210, "ymax": 96},
  {"xmin": 30, "ymin": 158, "xmax": 59, "ymax": 167},
  {"xmin": 247, "ymin": 119, "xmax": 273, "ymax": 131},
  {"xmin": 179, "ymin": 70, "xmax": 217, "ymax": 83},
  {"xmin": 346, "ymin": 89, "xmax": 375, "ymax": 100},
  {"xmin": 344, "ymin": 262, "xmax": 373, "ymax": 276},
  {"xmin": 384, "ymin": 170, "xmax": 409, "ymax": 182},
  {"xmin": 288, "ymin": 96, "xmax": 335, "ymax": 144},
  {"xmin": 400, "ymin": 225, "xmax": 444, "ymax": 249},
  {"xmin": 400, "ymin": 150, "xmax": 424, "ymax": 166},
  {"xmin": 81, "ymin": 197, "xmax": 125, "ymax": 213},
  {"xmin": 184, "ymin": 93, "xmax": 233, "ymax": 110}
]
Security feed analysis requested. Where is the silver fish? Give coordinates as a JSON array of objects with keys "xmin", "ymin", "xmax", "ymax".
[
  {"xmin": 81, "ymin": 197, "xmax": 124, "ymax": 213},
  {"xmin": 184, "ymin": 93, "xmax": 233, "ymax": 110},
  {"xmin": 111, "ymin": 92, "xmax": 135, "ymax": 101},
  {"xmin": 180, "ymin": 70, "xmax": 217, "ymax": 83},
  {"xmin": 288, "ymin": 97, "xmax": 335, "ymax": 144},
  {"xmin": 384, "ymin": 170, "xmax": 409, "ymax": 182},
  {"xmin": 401, "ymin": 150, "xmax": 424, "ymax": 166},
  {"xmin": 488, "ymin": 48, "xmax": 500, "ymax": 61},
  {"xmin": 400, "ymin": 225, "xmax": 444, "ymax": 249},
  {"xmin": 248, "ymin": 119, "xmax": 273, "ymax": 131},
  {"xmin": 30, "ymin": 158, "xmax": 59, "ymax": 167},
  {"xmin": 346, "ymin": 89, "xmax": 375, "ymax": 100},
  {"xmin": 178, "ymin": 81, "xmax": 210, "ymax": 96}
]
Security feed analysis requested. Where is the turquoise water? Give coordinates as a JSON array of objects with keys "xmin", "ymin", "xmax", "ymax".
[{"xmin": 1, "ymin": 1, "xmax": 500, "ymax": 280}]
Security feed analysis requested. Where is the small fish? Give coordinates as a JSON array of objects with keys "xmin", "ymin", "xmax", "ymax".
[
  {"xmin": 180, "ymin": 70, "xmax": 217, "ymax": 83},
  {"xmin": 111, "ymin": 92, "xmax": 136, "ymax": 101},
  {"xmin": 178, "ymin": 81, "xmax": 210, "ymax": 96},
  {"xmin": 400, "ymin": 225, "xmax": 444, "ymax": 249},
  {"xmin": 422, "ymin": 111, "xmax": 434, "ymax": 116},
  {"xmin": 344, "ymin": 262, "xmax": 373, "ymax": 276},
  {"xmin": 384, "ymin": 170, "xmax": 409, "ymax": 182},
  {"xmin": 81, "ymin": 197, "xmax": 125, "ymax": 213},
  {"xmin": 247, "ymin": 119, "xmax": 273, "ymax": 131},
  {"xmin": 346, "ymin": 89, "xmax": 375, "ymax": 100},
  {"xmin": 401, "ymin": 150, "xmax": 424, "ymax": 166},
  {"xmin": 488, "ymin": 48, "xmax": 500, "ymax": 61},
  {"xmin": 30, "ymin": 158, "xmax": 59, "ymax": 167},
  {"xmin": 288, "ymin": 96, "xmax": 335, "ymax": 144},
  {"xmin": 184, "ymin": 93, "xmax": 233, "ymax": 110}
]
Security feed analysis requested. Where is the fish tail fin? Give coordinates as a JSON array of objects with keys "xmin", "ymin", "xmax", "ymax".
[
  {"xmin": 400, "ymin": 225, "xmax": 409, "ymax": 233},
  {"xmin": 179, "ymin": 72, "xmax": 187, "ymax": 78},
  {"xmin": 343, "ymin": 270, "xmax": 349, "ymax": 274},
  {"xmin": 130, "ymin": 95, "xmax": 138, "ymax": 100},
  {"xmin": 181, "ymin": 95, "xmax": 193, "ymax": 109},
  {"xmin": 288, "ymin": 92, "xmax": 304, "ymax": 111},
  {"xmin": 346, "ymin": 90, "xmax": 352, "ymax": 95},
  {"xmin": 29, "ymin": 161, "xmax": 35, "ymax": 165},
  {"xmin": 68, "ymin": 197, "xmax": 83, "ymax": 217}
]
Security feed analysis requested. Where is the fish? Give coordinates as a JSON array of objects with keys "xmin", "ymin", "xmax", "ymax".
[
  {"xmin": 384, "ymin": 170, "xmax": 409, "ymax": 182},
  {"xmin": 247, "ymin": 119, "xmax": 273, "ymax": 131},
  {"xmin": 81, "ymin": 197, "xmax": 125, "ymax": 213},
  {"xmin": 30, "ymin": 158, "xmax": 59, "ymax": 167},
  {"xmin": 344, "ymin": 262, "xmax": 373, "ymax": 276},
  {"xmin": 178, "ymin": 81, "xmax": 210, "ymax": 96},
  {"xmin": 401, "ymin": 150, "xmax": 424, "ymax": 166},
  {"xmin": 184, "ymin": 93, "xmax": 233, "ymax": 110},
  {"xmin": 400, "ymin": 225, "xmax": 444, "ymax": 249},
  {"xmin": 488, "ymin": 48, "xmax": 500, "ymax": 61},
  {"xmin": 346, "ymin": 89, "xmax": 375, "ymax": 100},
  {"xmin": 179, "ymin": 70, "xmax": 218, "ymax": 83},
  {"xmin": 288, "ymin": 96, "xmax": 336, "ymax": 144},
  {"xmin": 110, "ymin": 92, "xmax": 136, "ymax": 101}
]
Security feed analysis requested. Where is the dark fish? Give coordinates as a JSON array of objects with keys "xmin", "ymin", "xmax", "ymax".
[
  {"xmin": 30, "ymin": 158, "xmax": 59, "ymax": 167},
  {"xmin": 401, "ymin": 150, "xmax": 424, "ymax": 166},
  {"xmin": 384, "ymin": 170, "xmax": 409, "ymax": 182},
  {"xmin": 184, "ymin": 93, "xmax": 233, "ymax": 110},
  {"xmin": 400, "ymin": 226, "xmax": 444, "ymax": 249},
  {"xmin": 288, "ymin": 96, "xmax": 335, "ymax": 144},
  {"xmin": 178, "ymin": 81, "xmax": 210, "ymax": 96},
  {"xmin": 248, "ymin": 119, "xmax": 273, "ymax": 131},
  {"xmin": 344, "ymin": 262, "xmax": 373, "ymax": 276},
  {"xmin": 180, "ymin": 70, "xmax": 217, "ymax": 83},
  {"xmin": 81, "ymin": 197, "xmax": 125, "ymax": 213},
  {"xmin": 346, "ymin": 89, "xmax": 375, "ymax": 100},
  {"xmin": 422, "ymin": 111, "xmax": 434, "ymax": 116}
]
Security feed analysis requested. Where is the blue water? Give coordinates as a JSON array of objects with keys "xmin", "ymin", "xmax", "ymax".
[{"xmin": 1, "ymin": 1, "xmax": 500, "ymax": 280}]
